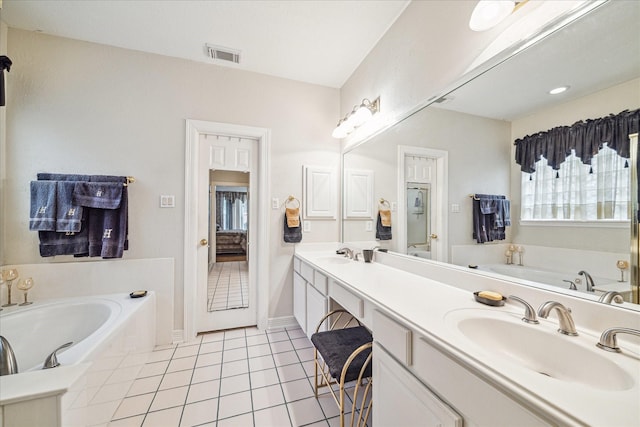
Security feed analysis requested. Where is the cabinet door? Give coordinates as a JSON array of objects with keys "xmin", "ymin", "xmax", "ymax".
[
  {"xmin": 373, "ymin": 343, "xmax": 462, "ymax": 427},
  {"xmin": 306, "ymin": 283, "xmax": 328, "ymax": 338},
  {"xmin": 293, "ymin": 272, "xmax": 306, "ymax": 332}
]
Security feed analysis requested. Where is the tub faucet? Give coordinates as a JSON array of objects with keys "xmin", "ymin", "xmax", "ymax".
[
  {"xmin": 537, "ymin": 301, "xmax": 578, "ymax": 336},
  {"xmin": 336, "ymin": 247, "xmax": 354, "ymax": 259},
  {"xmin": 43, "ymin": 341, "xmax": 73, "ymax": 369},
  {"xmin": 598, "ymin": 291, "xmax": 625, "ymax": 304},
  {"xmin": 578, "ymin": 270, "xmax": 595, "ymax": 292},
  {"xmin": 0, "ymin": 335, "xmax": 18, "ymax": 376}
]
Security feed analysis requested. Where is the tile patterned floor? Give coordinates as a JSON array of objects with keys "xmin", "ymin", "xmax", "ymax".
[
  {"xmin": 207, "ymin": 261, "xmax": 249, "ymax": 312},
  {"xmin": 105, "ymin": 326, "xmax": 362, "ymax": 427}
]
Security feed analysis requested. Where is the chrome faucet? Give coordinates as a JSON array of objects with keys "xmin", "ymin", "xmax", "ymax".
[
  {"xmin": 578, "ymin": 270, "xmax": 596, "ymax": 292},
  {"xmin": 537, "ymin": 301, "xmax": 578, "ymax": 336},
  {"xmin": 598, "ymin": 291, "xmax": 625, "ymax": 304},
  {"xmin": 337, "ymin": 247, "xmax": 354, "ymax": 259},
  {"xmin": 43, "ymin": 342, "xmax": 73, "ymax": 369},
  {"xmin": 563, "ymin": 280, "xmax": 577, "ymax": 290},
  {"xmin": 508, "ymin": 295, "xmax": 539, "ymax": 324},
  {"xmin": 596, "ymin": 327, "xmax": 640, "ymax": 352},
  {"xmin": 0, "ymin": 335, "xmax": 18, "ymax": 376}
]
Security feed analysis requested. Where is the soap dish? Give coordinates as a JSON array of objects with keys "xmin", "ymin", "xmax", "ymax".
[{"xmin": 473, "ymin": 291, "xmax": 506, "ymax": 307}]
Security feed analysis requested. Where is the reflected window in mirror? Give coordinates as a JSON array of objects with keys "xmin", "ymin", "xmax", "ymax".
[
  {"xmin": 216, "ymin": 187, "xmax": 248, "ymax": 231},
  {"xmin": 521, "ymin": 144, "xmax": 629, "ymax": 221}
]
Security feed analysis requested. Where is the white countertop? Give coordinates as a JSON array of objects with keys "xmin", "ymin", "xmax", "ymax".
[{"xmin": 295, "ymin": 247, "xmax": 640, "ymax": 427}]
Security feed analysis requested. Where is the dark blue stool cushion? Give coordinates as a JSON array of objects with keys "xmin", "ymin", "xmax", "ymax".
[{"xmin": 311, "ymin": 326, "xmax": 373, "ymax": 383}]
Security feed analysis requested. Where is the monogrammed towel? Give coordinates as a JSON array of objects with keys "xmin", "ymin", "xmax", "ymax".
[{"xmin": 29, "ymin": 181, "xmax": 57, "ymax": 231}]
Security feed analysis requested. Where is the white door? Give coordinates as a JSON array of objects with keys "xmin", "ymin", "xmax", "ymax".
[{"xmin": 197, "ymin": 135, "xmax": 258, "ymax": 332}]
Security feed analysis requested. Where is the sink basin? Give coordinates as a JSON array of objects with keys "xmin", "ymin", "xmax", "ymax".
[
  {"xmin": 316, "ymin": 256, "xmax": 352, "ymax": 265},
  {"xmin": 445, "ymin": 309, "xmax": 635, "ymax": 391}
]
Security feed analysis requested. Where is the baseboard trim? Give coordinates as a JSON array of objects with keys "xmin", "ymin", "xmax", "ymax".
[
  {"xmin": 172, "ymin": 329, "xmax": 184, "ymax": 344},
  {"xmin": 267, "ymin": 316, "xmax": 299, "ymax": 331}
]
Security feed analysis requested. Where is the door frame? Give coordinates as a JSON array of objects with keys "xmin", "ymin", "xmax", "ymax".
[
  {"xmin": 184, "ymin": 119, "xmax": 271, "ymax": 341},
  {"xmin": 397, "ymin": 145, "xmax": 448, "ymax": 262}
]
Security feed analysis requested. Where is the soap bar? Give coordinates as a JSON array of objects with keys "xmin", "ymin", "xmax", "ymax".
[{"xmin": 477, "ymin": 290, "xmax": 503, "ymax": 301}]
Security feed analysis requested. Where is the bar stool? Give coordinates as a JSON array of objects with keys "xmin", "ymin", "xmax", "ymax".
[{"xmin": 311, "ymin": 309, "xmax": 373, "ymax": 427}]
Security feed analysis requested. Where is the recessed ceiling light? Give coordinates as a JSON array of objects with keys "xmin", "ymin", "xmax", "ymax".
[{"xmin": 549, "ymin": 86, "xmax": 570, "ymax": 95}]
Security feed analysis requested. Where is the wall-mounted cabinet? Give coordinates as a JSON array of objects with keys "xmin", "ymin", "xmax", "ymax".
[
  {"xmin": 303, "ymin": 165, "xmax": 337, "ymax": 219},
  {"xmin": 343, "ymin": 168, "xmax": 374, "ymax": 219}
]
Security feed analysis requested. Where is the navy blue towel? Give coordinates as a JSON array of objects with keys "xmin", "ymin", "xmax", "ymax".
[
  {"xmin": 73, "ymin": 182, "xmax": 123, "ymax": 209},
  {"xmin": 375, "ymin": 212, "xmax": 392, "ymax": 240},
  {"xmin": 88, "ymin": 185, "xmax": 129, "ymax": 258},
  {"xmin": 29, "ymin": 181, "xmax": 57, "ymax": 231},
  {"xmin": 283, "ymin": 214, "xmax": 302, "ymax": 243},
  {"xmin": 55, "ymin": 181, "xmax": 84, "ymax": 232},
  {"xmin": 38, "ymin": 210, "xmax": 89, "ymax": 257}
]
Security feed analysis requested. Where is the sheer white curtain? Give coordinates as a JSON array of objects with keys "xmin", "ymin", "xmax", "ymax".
[{"xmin": 521, "ymin": 144, "xmax": 629, "ymax": 220}]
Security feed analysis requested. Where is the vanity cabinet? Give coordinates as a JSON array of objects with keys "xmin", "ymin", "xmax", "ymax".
[
  {"xmin": 293, "ymin": 257, "xmax": 329, "ymax": 338},
  {"xmin": 373, "ymin": 342, "xmax": 462, "ymax": 427}
]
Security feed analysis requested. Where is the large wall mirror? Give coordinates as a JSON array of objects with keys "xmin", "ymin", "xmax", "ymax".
[{"xmin": 342, "ymin": 0, "xmax": 639, "ymax": 308}]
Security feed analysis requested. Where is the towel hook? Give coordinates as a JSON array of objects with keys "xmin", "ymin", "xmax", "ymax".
[
  {"xmin": 378, "ymin": 198, "xmax": 390, "ymax": 208},
  {"xmin": 284, "ymin": 195, "xmax": 300, "ymax": 209}
]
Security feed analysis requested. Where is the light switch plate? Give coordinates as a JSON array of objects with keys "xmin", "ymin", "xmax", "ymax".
[
  {"xmin": 391, "ymin": 202, "xmax": 397, "ymax": 211},
  {"xmin": 303, "ymin": 221, "xmax": 311, "ymax": 232},
  {"xmin": 160, "ymin": 195, "xmax": 175, "ymax": 208},
  {"xmin": 365, "ymin": 221, "xmax": 373, "ymax": 231},
  {"xmin": 451, "ymin": 203, "xmax": 460, "ymax": 213},
  {"xmin": 272, "ymin": 198, "xmax": 279, "ymax": 209}
]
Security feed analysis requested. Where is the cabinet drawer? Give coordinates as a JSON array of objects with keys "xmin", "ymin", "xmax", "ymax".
[
  {"xmin": 329, "ymin": 280, "xmax": 363, "ymax": 318},
  {"xmin": 300, "ymin": 261, "xmax": 314, "ymax": 284},
  {"xmin": 373, "ymin": 310, "xmax": 412, "ymax": 366},
  {"xmin": 313, "ymin": 270, "xmax": 328, "ymax": 294},
  {"xmin": 293, "ymin": 257, "xmax": 301, "ymax": 274},
  {"xmin": 413, "ymin": 336, "xmax": 551, "ymax": 426}
]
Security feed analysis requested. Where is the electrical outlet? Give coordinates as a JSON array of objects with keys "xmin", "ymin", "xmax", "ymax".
[
  {"xmin": 272, "ymin": 198, "xmax": 279, "ymax": 209},
  {"xmin": 451, "ymin": 203, "xmax": 460, "ymax": 213},
  {"xmin": 365, "ymin": 221, "xmax": 373, "ymax": 231},
  {"xmin": 391, "ymin": 202, "xmax": 397, "ymax": 211},
  {"xmin": 303, "ymin": 221, "xmax": 311, "ymax": 232}
]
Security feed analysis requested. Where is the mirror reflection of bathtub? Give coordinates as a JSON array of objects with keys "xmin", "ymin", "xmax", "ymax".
[{"xmin": 476, "ymin": 264, "xmax": 631, "ymax": 301}]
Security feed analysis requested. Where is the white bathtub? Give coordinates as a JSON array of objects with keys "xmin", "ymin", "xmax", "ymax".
[{"xmin": 0, "ymin": 293, "xmax": 156, "ymax": 426}]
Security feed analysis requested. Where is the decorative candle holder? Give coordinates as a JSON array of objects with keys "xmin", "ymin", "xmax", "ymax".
[
  {"xmin": 616, "ymin": 260, "xmax": 629, "ymax": 282},
  {"xmin": 516, "ymin": 246, "xmax": 525, "ymax": 266},
  {"xmin": 17, "ymin": 277, "xmax": 34, "ymax": 306},
  {"xmin": 1, "ymin": 269, "xmax": 19, "ymax": 307},
  {"xmin": 505, "ymin": 250, "xmax": 513, "ymax": 265}
]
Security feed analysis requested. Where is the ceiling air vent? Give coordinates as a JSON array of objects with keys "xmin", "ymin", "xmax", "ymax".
[{"xmin": 205, "ymin": 44, "xmax": 241, "ymax": 64}]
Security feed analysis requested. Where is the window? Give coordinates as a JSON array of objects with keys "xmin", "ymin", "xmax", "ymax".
[{"xmin": 521, "ymin": 144, "xmax": 629, "ymax": 221}]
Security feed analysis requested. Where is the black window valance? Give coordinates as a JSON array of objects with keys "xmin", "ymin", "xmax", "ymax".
[{"xmin": 514, "ymin": 108, "xmax": 640, "ymax": 174}]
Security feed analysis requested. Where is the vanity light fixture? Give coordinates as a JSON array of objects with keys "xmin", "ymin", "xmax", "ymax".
[
  {"xmin": 332, "ymin": 97, "xmax": 380, "ymax": 139},
  {"xmin": 548, "ymin": 85, "xmax": 570, "ymax": 95},
  {"xmin": 469, "ymin": 0, "xmax": 529, "ymax": 32}
]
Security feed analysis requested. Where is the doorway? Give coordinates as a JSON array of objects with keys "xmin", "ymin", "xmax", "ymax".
[
  {"xmin": 397, "ymin": 145, "xmax": 448, "ymax": 262},
  {"xmin": 184, "ymin": 120, "xmax": 271, "ymax": 342}
]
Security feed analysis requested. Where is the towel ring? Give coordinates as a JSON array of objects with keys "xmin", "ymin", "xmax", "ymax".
[
  {"xmin": 379, "ymin": 198, "xmax": 390, "ymax": 208},
  {"xmin": 285, "ymin": 195, "xmax": 300, "ymax": 209}
]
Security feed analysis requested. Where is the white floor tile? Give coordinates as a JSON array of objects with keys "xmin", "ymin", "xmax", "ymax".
[
  {"xmin": 180, "ymin": 398, "xmax": 218, "ymax": 427},
  {"xmin": 107, "ymin": 414, "xmax": 144, "ymax": 427},
  {"xmin": 127, "ymin": 376, "xmax": 162, "ymax": 397},
  {"xmin": 281, "ymin": 378, "xmax": 314, "ymax": 403},
  {"xmin": 141, "ymin": 406, "xmax": 183, "ymax": 427},
  {"xmin": 250, "ymin": 368, "xmax": 280, "ymax": 389},
  {"xmin": 223, "ymin": 346, "xmax": 248, "ymax": 362},
  {"xmin": 247, "ymin": 343, "xmax": 272, "ymax": 358},
  {"xmin": 146, "ymin": 349, "xmax": 174, "ymax": 363},
  {"xmin": 251, "ymin": 384, "xmax": 285, "ymax": 411},
  {"xmin": 272, "ymin": 351, "xmax": 299, "ymax": 367},
  {"xmin": 186, "ymin": 379, "xmax": 220, "ymax": 404},
  {"xmin": 166, "ymin": 356, "xmax": 197, "ymax": 373},
  {"xmin": 159, "ymin": 370, "xmax": 192, "ymax": 390},
  {"xmin": 173, "ymin": 345, "xmax": 200, "ymax": 359},
  {"xmin": 217, "ymin": 390, "xmax": 252, "ymax": 420},
  {"xmin": 270, "ymin": 340, "xmax": 294, "ymax": 354},
  {"xmin": 220, "ymin": 373, "xmax": 250, "ymax": 396},
  {"xmin": 253, "ymin": 404, "xmax": 292, "ymax": 427},
  {"xmin": 149, "ymin": 385, "xmax": 188, "ymax": 412},
  {"xmin": 200, "ymin": 341, "xmax": 224, "ymax": 354},
  {"xmin": 221, "ymin": 359, "xmax": 249, "ymax": 377},
  {"xmin": 91, "ymin": 382, "xmax": 134, "ymax": 405},
  {"xmin": 138, "ymin": 361, "xmax": 169, "ymax": 378},
  {"xmin": 192, "ymin": 364, "xmax": 221, "ymax": 384},
  {"xmin": 196, "ymin": 351, "xmax": 223, "ymax": 368},
  {"xmin": 246, "ymin": 334, "xmax": 269, "ymax": 346},
  {"xmin": 224, "ymin": 337, "xmax": 247, "ymax": 350},
  {"xmin": 249, "ymin": 355, "xmax": 275, "ymax": 372},
  {"xmin": 277, "ymin": 363, "xmax": 306, "ymax": 383},
  {"xmin": 217, "ymin": 412, "xmax": 254, "ymax": 426},
  {"xmin": 286, "ymin": 397, "xmax": 326, "ymax": 426},
  {"xmin": 112, "ymin": 393, "xmax": 154, "ymax": 420}
]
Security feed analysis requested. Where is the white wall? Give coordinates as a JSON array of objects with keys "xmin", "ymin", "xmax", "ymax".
[
  {"xmin": 510, "ymin": 78, "xmax": 639, "ymax": 252},
  {"xmin": 339, "ymin": 0, "xmax": 589, "ymax": 148},
  {"xmin": 3, "ymin": 29, "xmax": 341, "ymax": 333}
]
